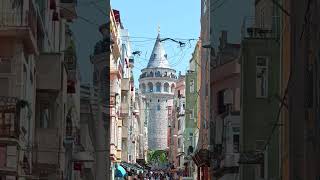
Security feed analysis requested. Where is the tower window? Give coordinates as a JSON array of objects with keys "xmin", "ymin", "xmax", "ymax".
[
  {"xmin": 157, "ymin": 105, "xmax": 160, "ymax": 111},
  {"xmin": 164, "ymin": 83, "xmax": 169, "ymax": 92},
  {"xmin": 148, "ymin": 82, "xmax": 153, "ymax": 92},
  {"xmin": 158, "ymin": 99, "xmax": 160, "ymax": 102},
  {"xmin": 156, "ymin": 82, "xmax": 161, "ymax": 92}
]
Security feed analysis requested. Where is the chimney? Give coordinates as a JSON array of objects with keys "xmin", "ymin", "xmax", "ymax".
[{"xmin": 220, "ymin": 30, "xmax": 228, "ymax": 49}]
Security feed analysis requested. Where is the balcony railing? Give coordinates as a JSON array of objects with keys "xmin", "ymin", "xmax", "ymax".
[
  {"xmin": 241, "ymin": 16, "xmax": 279, "ymax": 40},
  {"xmin": 60, "ymin": 0, "xmax": 77, "ymax": 21},
  {"xmin": 35, "ymin": 128, "xmax": 59, "ymax": 165},
  {"xmin": 0, "ymin": 6, "xmax": 38, "ymax": 53},
  {"xmin": 0, "ymin": 106, "xmax": 19, "ymax": 138},
  {"xmin": 0, "ymin": 96, "xmax": 23, "ymax": 139}
]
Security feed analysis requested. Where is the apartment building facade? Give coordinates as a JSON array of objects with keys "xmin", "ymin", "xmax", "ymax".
[
  {"xmin": 0, "ymin": 0, "xmax": 79, "ymax": 179},
  {"xmin": 210, "ymin": 31, "xmax": 241, "ymax": 180}
]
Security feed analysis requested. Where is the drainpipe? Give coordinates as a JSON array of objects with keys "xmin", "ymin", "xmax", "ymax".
[{"xmin": 95, "ymin": 77, "xmax": 108, "ymax": 180}]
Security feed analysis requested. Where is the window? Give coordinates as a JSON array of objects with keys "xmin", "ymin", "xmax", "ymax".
[
  {"xmin": 178, "ymin": 120, "xmax": 181, "ymax": 130},
  {"xmin": 256, "ymin": 57, "xmax": 268, "ymax": 98},
  {"xmin": 164, "ymin": 83, "xmax": 169, "ymax": 92},
  {"xmin": 5, "ymin": 146, "xmax": 17, "ymax": 168},
  {"xmin": 260, "ymin": 8, "xmax": 265, "ymax": 28},
  {"xmin": 190, "ymin": 109, "xmax": 194, "ymax": 119},
  {"xmin": 190, "ymin": 80, "xmax": 194, "ymax": 93},
  {"xmin": 0, "ymin": 57, "xmax": 11, "ymax": 73},
  {"xmin": 0, "ymin": 145, "xmax": 5, "ymax": 168},
  {"xmin": 233, "ymin": 134, "xmax": 239, "ymax": 153},
  {"xmin": 148, "ymin": 82, "xmax": 153, "ymax": 92},
  {"xmin": 149, "ymin": 71, "xmax": 154, "ymax": 77},
  {"xmin": 157, "ymin": 105, "xmax": 160, "ymax": 111},
  {"xmin": 155, "ymin": 71, "xmax": 161, "ymax": 77},
  {"xmin": 40, "ymin": 107, "xmax": 49, "ymax": 128},
  {"xmin": 178, "ymin": 137, "xmax": 182, "ymax": 148},
  {"xmin": 156, "ymin": 82, "xmax": 161, "ymax": 92},
  {"xmin": 141, "ymin": 83, "xmax": 146, "ymax": 93},
  {"xmin": 178, "ymin": 90, "xmax": 181, "ymax": 98},
  {"xmin": 171, "ymin": 84, "xmax": 175, "ymax": 93},
  {"xmin": 217, "ymin": 90, "xmax": 226, "ymax": 114},
  {"xmin": 203, "ymin": 0, "xmax": 207, "ymax": 14}
]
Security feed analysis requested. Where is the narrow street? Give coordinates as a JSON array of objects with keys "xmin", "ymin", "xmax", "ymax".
[{"xmin": 0, "ymin": 0, "xmax": 320, "ymax": 180}]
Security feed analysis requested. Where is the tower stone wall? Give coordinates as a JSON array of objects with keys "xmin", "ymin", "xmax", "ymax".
[{"xmin": 138, "ymin": 33, "xmax": 176, "ymax": 150}]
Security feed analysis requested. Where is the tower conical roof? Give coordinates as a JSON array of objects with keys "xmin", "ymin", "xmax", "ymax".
[{"xmin": 146, "ymin": 34, "xmax": 170, "ymax": 69}]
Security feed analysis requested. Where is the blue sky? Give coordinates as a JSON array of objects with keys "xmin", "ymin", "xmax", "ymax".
[{"xmin": 111, "ymin": 0, "xmax": 201, "ymax": 88}]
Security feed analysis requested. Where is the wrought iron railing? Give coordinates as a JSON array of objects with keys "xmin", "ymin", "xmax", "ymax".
[
  {"xmin": 241, "ymin": 16, "xmax": 279, "ymax": 40},
  {"xmin": 0, "ymin": 96, "xmax": 24, "ymax": 138},
  {"xmin": 0, "ymin": 8, "xmax": 37, "ymax": 39}
]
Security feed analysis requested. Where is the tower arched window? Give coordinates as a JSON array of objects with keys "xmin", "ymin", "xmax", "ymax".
[
  {"xmin": 164, "ymin": 83, "xmax": 169, "ymax": 92},
  {"xmin": 149, "ymin": 71, "xmax": 154, "ymax": 77},
  {"xmin": 155, "ymin": 71, "xmax": 161, "ymax": 77},
  {"xmin": 148, "ymin": 82, "xmax": 153, "ymax": 92},
  {"xmin": 171, "ymin": 84, "xmax": 175, "ymax": 93},
  {"xmin": 141, "ymin": 83, "xmax": 146, "ymax": 93},
  {"xmin": 157, "ymin": 104, "xmax": 161, "ymax": 111},
  {"xmin": 156, "ymin": 82, "xmax": 161, "ymax": 92}
]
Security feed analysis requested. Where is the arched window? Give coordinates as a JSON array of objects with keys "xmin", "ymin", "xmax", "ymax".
[
  {"xmin": 164, "ymin": 72, "xmax": 168, "ymax": 77},
  {"xmin": 148, "ymin": 82, "xmax": 153, "ymax": 92},
  {"xmin": 149, "ymin": 71, "xmax": 154, "ymax": 77},
  {"xmin": 171, "ymin": 84, "xmax": 175, "ymax": 93},
  {"xmin": 157, "ymin": 104, "xmax": 161, "ymax": 111},
  {"xmin": 164, "ymin": 83, "xmax": 169, "ymax": 92},
  {"xmin": 155, "ymin": 71, "xmax": 161, "ymax": 77},
  {"xmin": 156, "ymin": 82, "xmax": 161, "ymax": 92},
  {"xmin": 141, "ymin": 83, "xmax": 146, "ymax": 93}
]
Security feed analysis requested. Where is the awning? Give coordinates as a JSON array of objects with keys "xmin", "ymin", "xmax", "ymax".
[
  {"xmin": 121, "ymin": 161, "xmax": 144, "ymax": 173},
  {"xmin": 192, "ymin": 149, "xmax": 210, "ymax": 167},
  {"xmin": 115, "ymin": 165, "xmax": 127, "ymax": 177}
]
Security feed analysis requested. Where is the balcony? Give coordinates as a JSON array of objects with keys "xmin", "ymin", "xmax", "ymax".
[
  {"xmin": 241, "ymin": 16, "xmax": 279, "ymax": 40},
  {"xmin": 0, "ymin": 103, "xmax": 19, "ymax": 140},
  {"xmin": 35, "ymin": 128, "xmax": 59, "ymax": 166},
  {"xmin": 60, "ymin": 0, "xmax": 77, "ymax": 21},
  {"xmin": 36, "ymin": 53, "xmax": 63, "ymax": 92},
  {"xmin": 0, "ymin": 4, "xmax": 38, "ymax": 54},
  {"xmin": 122, "ymin": 126, "xmax": 128, "ymax": 138},
  {"xmin": 121, "ymin": 78, "xmax": 130, "ymax": 91}
]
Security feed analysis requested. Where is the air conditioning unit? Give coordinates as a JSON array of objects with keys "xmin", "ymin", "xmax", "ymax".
[
  {"xmin": 223, "ymin": 89, "xmax": 233, "ymax": 105},
  {"xmin": 255, "ymin": 140, "xmax": 265, "ymax": 152}
]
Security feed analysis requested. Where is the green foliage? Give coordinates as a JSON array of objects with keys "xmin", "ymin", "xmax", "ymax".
[{"xmin": 147, "ymin": 150, "xmax": 168, "ymax": 165}]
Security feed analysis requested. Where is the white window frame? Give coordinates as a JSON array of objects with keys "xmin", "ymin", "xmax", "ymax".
[
  {"xmin": 256, "ymin": 56, "xmax": 269, "ymax": 98},
  {"xmin": 190, "ymin": 109, "xmax": 194, "ymax": 119},
  {"xmin": 190, "ymin": 79, "xmax": 194, "ymax": 93}
]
